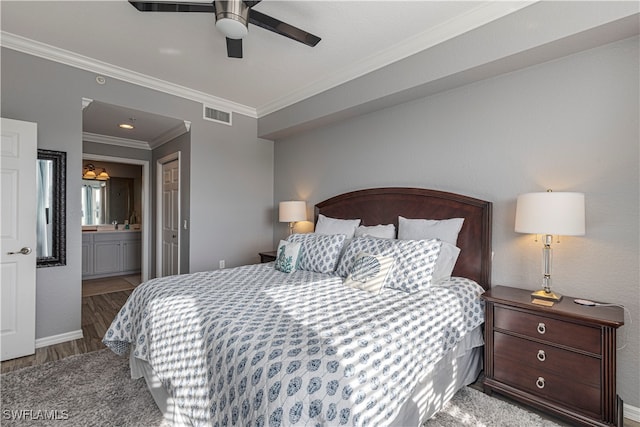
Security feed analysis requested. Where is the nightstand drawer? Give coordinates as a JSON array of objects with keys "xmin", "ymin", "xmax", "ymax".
[
  {"xmin": 494, "ymin": 332, "xmax": 600, "ymax": 387},
  {"xmin": 494, "ymin": 306, "xmax": 601, "ymax": 354},
  {"xmin": 494, "ymin": 354, "xmax": 601, "ymax": 416}
]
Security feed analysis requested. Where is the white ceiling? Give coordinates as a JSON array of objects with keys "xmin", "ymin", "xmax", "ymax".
[
  {"xmin": 1, "ymin": 0, "xmax": 533, "ymax": 116},
  {"xmin": 2, "ymin": 1, "xmax": 638, "ymax": 142}
]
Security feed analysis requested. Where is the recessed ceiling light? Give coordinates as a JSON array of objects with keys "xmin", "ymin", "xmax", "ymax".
[{"xmin": 119, "ymin": 117, "xmax": 136, "ymax": 130}]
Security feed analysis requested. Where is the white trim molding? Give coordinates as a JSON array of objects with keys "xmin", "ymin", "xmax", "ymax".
[
  {"xmin": 35, "ymin": 330, "xmax": 83, "ymax": 349},
  {"xmin": 1, "ymin": 31, "xmax": 257, "ymax": 119},
  {"xmin": 83, "ymin": 132, "xmax": 151, "ymax": 150}
]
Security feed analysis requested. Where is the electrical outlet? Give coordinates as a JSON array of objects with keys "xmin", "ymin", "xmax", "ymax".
[{"xmin": 219, "ymin": 260, "xmax": 225, "ymax": 269}]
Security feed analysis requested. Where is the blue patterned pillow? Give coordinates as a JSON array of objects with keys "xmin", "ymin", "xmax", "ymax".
[
  {"xmin": 336, "ymin": 237, "xmax": 395, "ymax": 278},
  {"xmin": 384, "ymin": 239, "xmax": 442, "ymax": 293},
  {"xmin": 274, "ymin": 240, "xmax": 301, "ymax": 273},
  {"xmin": 287, "ymin": 233, "xmax": 346, "ymax": 273},
  {"xmin": 343, "ymin": 252, "xmax": 395, "ymax": 294},
  {"xmin": 336, "ymin": 236, "xmax": 442, "ymax": 292}
]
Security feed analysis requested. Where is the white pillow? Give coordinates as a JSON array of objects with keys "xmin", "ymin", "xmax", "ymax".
[
  {"xmin": 432, "ymin": 241, "xmax": 461, "ymax": 282},
  {"xmin": 344, "ymin": 252, "xmax": 394, "ymax": 295},
  {"xmin": 315, "ymin": 214, "xmax": 361, "ymax": 238},
  {"xmin": 398, "ymin": 216, "xmax": 464, "ymax": 246},
  {"xmin": 354, "ymin": 224, "xmax": 396, "ymax": 239},
  {"xmin": 274, "ymin": 240, "xmax": 301, "ymax": 273}
]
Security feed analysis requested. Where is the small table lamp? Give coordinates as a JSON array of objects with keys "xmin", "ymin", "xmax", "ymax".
[
  {"xmin": 279, "ymin": 201, "xmax": 306, "ymax": 235},
  {"xmin": 515, "ymin": 190, "xmax": 585, "ymax": 301}
]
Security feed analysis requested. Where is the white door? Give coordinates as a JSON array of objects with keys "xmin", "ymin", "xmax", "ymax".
[
  {"xmin": 160, "ymin": 157, "xmax": 179, "ymax": 277},
  {"xmin": 1, "ymin": 118, "xmax": 37, "ymax": 361}
]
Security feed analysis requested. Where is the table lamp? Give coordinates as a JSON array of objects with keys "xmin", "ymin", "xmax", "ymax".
[
  {"xmin": 279, "ymin": 201, "xmax": 306, "ymax": 235},
  {"xmin": 515, "ymin": 190, "xmax": 585, "ymax": 301}
]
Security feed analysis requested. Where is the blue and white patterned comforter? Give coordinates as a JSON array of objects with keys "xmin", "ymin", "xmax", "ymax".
[{"xmin": 103, "ymin": 263, "xmax": 484, "ymax": 427}]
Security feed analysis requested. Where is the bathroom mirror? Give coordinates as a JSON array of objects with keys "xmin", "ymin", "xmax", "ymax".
[
  {"xmin": 36, "ymin": 149, "xmax": 66, "ymax": 267},
  {"xmin": 82, "ymin": 177, "xmax": 134, "ymax": 226}
]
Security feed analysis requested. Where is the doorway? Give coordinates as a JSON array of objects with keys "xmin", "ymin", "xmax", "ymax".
[
  {"xmin": 156, "ymin": 152, "xmax": 181, "ymax": 277},
  {"xmin": 82, "ymin": 154, "xmax": 151, "ymax": 283}
]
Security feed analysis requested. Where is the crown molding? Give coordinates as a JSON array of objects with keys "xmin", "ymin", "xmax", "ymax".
[
  {"xmin": 149, "ymin": 121, "xmax": 191, "ymax": 149},
  {"xmin": 83, "ymin": 132, "xmax": 151, "ymax": 151},
  {"xmin": 255, "ymin": 1, "xmax": 537, "ymax": 117},
  {"xmin": 1, "ymin": 31, "xmax": 257, "ymax": 119}
]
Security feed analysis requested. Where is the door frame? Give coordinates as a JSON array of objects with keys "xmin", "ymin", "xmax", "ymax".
[
  {"xmin": 156, "ymin": 151, "xmax": 181, "ymax": 278},
  {"xmin": 82, "ymin": 154, "xmax": 150, "ymax": 282}
]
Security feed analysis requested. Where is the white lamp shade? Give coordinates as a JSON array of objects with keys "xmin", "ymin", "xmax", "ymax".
[
  {"xmin": 279, "ymin": 201, "xmax": 306, "ymax": 223},
  {"xmin": 515, "ymin": 192, "xmax": 585, "ymax": 236}
]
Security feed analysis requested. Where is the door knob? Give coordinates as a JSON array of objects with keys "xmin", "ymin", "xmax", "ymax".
[{"xmin": 7, "ymin": 247, "xmax": 32, "ymax": 255}]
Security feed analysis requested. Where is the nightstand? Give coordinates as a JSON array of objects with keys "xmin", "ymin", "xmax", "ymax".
[
  {"xmin": 259, "ymin": 250, "xmax": 277, "ymax": 263},
  {"xmin": 481, "ymin": 286, "xmax": 625, "ymax": 427}
]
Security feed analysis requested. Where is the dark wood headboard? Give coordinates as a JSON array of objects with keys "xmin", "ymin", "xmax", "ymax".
[{"xmin": 315, "ymin": 187, "xmax": 492, "ymax": 289}]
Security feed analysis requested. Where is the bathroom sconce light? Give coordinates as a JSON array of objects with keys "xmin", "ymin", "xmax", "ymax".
[{"xmin": 83, "ymin": 164, "xmax": 110, "ymax": 181}]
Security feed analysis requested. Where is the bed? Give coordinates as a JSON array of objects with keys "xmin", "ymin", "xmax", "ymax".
[{"xmin": 103, "ymin": 187, "xmax": 493, "ymax": 426}]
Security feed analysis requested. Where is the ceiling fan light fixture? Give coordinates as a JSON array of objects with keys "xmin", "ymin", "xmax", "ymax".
[
  {"xmin": 216, "ymin": 17, "xmax": 248, "ymax": 39},
  {"xmin": 214, "ymin": 0, "xmax": 249, "ymax": 39}
]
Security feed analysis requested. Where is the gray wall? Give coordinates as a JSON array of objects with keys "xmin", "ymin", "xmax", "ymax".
[
  {"xmin": 1, "ymin": 47, "xmax": 274, "ymax": 341},
  {"xmin": 273, "ymin": 37, "xmax": 639, "ymax": 407}
]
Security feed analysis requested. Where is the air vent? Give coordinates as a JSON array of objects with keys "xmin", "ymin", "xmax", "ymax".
[{"xmin": 203, "ymin": 105, "xmax": 232, "ymax": 125}]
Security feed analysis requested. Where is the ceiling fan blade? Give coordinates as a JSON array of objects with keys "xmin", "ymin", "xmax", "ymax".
[
  {"xmin": 129, "ymin": 1, "xmax": 215, "ymax": 13},
  {"xmin": 226, "ymin": 38, "xmax": 243, "ymax": 58},
  {"xmin": 248, "ymin": 9, "xmax": 320, "ymax": 47},
  {"xmin": 242, "ymin": 1, "xmax": 262, "ymax": 8}
]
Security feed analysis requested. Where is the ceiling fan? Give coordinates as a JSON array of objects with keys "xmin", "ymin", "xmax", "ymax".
[{"xmin": 129, "ymin": 1, "xmax": 321, "ymax": 58}]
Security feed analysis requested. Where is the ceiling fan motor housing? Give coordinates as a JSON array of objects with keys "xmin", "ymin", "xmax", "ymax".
[{"xmin": 214, "ymin": 0, "xmax": 249, "ymax": 39}]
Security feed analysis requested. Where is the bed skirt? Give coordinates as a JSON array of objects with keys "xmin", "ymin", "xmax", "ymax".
[{"xmin": 130, "ymin": 326, "xmax": 484, "ymax": 427}]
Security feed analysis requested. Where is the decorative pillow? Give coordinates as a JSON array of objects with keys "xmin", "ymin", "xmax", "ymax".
[
  {"xmin": 336, "ymin": 236, "xmax": 396, "ymax": 278},
  {"xmin": 383, "ymin": 239, "xmax": 443, "ymax": 293},
  {"xmin": 336, "ymin": 236, "xmax": 443, "ymax": 293},
  {"xmin": 343, "ymin": 252, "xmax": 394, "ymax": 295},
  {"xmin": 315, "ymin": 214, "xmax": 361, "ymax": 239},
  {"xmin": 274, "ymin": 240, "xmax": 301, "ymax": 273},
  {"xmin": 398, "ymin": 216, "xmax": 465, "ymax": 245},
  {"xmin": 432, "ymin": 241, "xmax": 461, "ymax": 282},
  {"xmin": 354, "ymin": 224, "xmax": 396, "ymax": 239},
  {"xmin": 287, "ymin": 233, "xmax": 346, "ymax": 273}
]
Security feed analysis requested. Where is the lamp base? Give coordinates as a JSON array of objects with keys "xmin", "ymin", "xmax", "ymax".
[{"xmin": 531, "ymin": 289, "xmax": 563, "ymax": 301}]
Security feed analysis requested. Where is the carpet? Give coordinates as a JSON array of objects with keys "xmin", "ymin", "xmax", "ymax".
[
  {"xmin": 423, "ymin": 386, "xmax": 562, "ymax": 426},
  {"xmin": 2, "ymin": 349, "xmax": 561, "ymax": 426},
  {"xmin": 1, "ymin": 349, "xmax": 167, "ymax": 426}
]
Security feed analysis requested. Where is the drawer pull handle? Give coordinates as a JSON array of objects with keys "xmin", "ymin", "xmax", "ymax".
[
  {"xmin": 536, "ymin": 377, "xmax": 545, "ymax": 389},
  {"xmin": 537, "ymin": 350, "xmax": 546, "ymax": 362},
  {"xmin": 537, "ymin": 322, "xmax": 546, "ymax": 334}
]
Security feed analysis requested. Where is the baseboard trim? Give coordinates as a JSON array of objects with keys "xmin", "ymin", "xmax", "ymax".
[
  {"xmin": 35, "ymin": 330, "xmax": 83, "ymax": 349},
  {"xmin": 625, "ymin": 403, "xmax": 640, "ymax": 422}
]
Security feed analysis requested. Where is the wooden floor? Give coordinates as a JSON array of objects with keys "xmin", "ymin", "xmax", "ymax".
[{"xmin": 1, "ymin": 287, "xmax": 132, "ymax": 374}]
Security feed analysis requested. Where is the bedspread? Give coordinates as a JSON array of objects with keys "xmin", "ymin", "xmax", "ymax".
[{"xmin": 103, "ymin": 263, "xmax": 484, "ymax": 427}]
